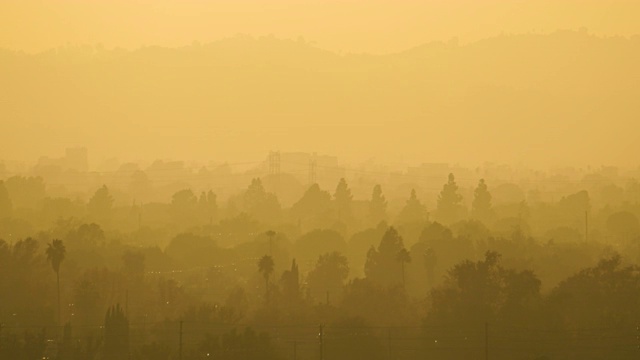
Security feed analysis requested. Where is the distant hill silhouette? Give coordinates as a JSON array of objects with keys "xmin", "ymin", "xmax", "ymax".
[{"xmin": 1, "ymin": 31, "xmax": 638, "ymax": 165}]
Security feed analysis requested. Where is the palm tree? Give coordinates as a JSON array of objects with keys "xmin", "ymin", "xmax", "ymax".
[
  {"xmin": 46, "ymin": 239, "xmax": 66, "ymax": 325},
  {"xmin": 397, "ymin": 248, "xmax": 411, "ymax": 289},
  {"xmin": 258, "ymin": 255, "xmax": 275, "ymax": 302}
]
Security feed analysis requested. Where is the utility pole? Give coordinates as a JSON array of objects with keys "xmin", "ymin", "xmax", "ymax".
[
  {"xmin": 319, "ymin": 325, "xmax": 324, "ymax": 360},
  {"xmin": 179, "ymin": 320, "xmax": 183, "ymax": 360},
  {"xmin": 485, "ymin": 322, "xmax": 489, "ymax": 360},
  {"xmin": 293, "ymin": 340, "xmax": 297, "ymax": 360},
  {"xmin": 387, "ymin": 327, "xmax": 391, "ymax": 360}
]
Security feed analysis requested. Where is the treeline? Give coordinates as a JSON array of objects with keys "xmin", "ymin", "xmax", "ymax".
[
  {"xmin": 2, "ymin": 232, "xmax": 639, "ymax": 359},
  {"xmin": 2, "ymin": 172, "xmax": 640, "ymax": 359}
]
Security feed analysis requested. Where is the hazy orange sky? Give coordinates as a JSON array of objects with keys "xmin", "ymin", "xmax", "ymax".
[
  {"xmin": 1, "ymin": 0, "xmax": 639, "ymax": 169},
  {"xmin": 2, "ymin": 0, "xmax": 640, "ymax": 53}
]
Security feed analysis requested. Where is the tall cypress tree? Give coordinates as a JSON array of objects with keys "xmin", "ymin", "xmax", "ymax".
[
  {"xmin": 334, "ymin": 178, "xmax": 353, "ymax": 222},
  {"xmin": 396, "ymin": 189, "xmax": 428, "ymax": 225},
  {"xmin": 369, "ymin": 184, "xmax": 388, "ymax": 225},
  {"xmin": 472, "ymin": 179, "xmax": 493, "ymax": 222},
  {"xmin": 435, "ymin": 173, "xmax": 464, "ymax": 224},
  {"xmin": 104, "ymin": 304, "xmax": 129, "ymax": 360}
]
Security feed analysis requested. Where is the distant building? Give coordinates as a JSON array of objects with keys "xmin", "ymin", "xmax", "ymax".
[{"xmin": 36, "ymin": 147, "xmax": 89, "ymax": 172}]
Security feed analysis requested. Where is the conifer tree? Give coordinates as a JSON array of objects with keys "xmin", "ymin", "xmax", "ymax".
[
  {"xmin": 396, "ymin": 189, "xmax": 428, "ymax": 224},
  {"xmin": 435, "ymin": 173, "xmax": 464, "ymax": 224},
  {"xmin": 104, "ymin": 304, "xmax": 129, "ymax": 360},
  {"xmin": 334, "ymin": 178, "xmax": 353, "ymax": 221},
  {"xmin": 369, "ymin": 184, "xmax": 387, "ymax": 225},
  {"xmin": 365, "ymin": 227, "xmax": 406, "ymax": 287},
  {"xmin": 472, "ymin": 179, "xmax": 493, "ymax": 222}
]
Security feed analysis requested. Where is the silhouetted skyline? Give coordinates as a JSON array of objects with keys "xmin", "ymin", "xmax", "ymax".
[{"xmin": 1, "ymin": 1, "xmax": 639, "ymax": 359}]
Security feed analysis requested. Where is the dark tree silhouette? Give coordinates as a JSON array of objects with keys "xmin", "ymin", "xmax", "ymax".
[
  {"xmin": 292, "ymin": 183, "xmax": 332, "ymax": 219},
  {"xmin": 472, "ymin": 179, "xmax": 493, "ymax": 222},
  {"xmin": 427, "ymin": 251, "xmax": 541, "ymax": 328},
  {"xmin": 365, "ymin": 227, "xmax": 406, "ymax": 287},
  {"xmin": 87, "ymin": 185, "xmax": 113, "ymax": 222},
  {"xmin": 435, "ymin": 173, "xmax": 464, "ymax": 224},
  {"xmin": 122, "ymin": 250, "xmax": 145, "ymax": 282},
  {"xmin": 46, "ymin": 239, "xmax": 66, "ymax": 325},
  {"xmin": 4, "ymin": 175, "xmax": 46, "ymax": 209},
  {"xmin": 280, "ymin": 259, "xmax": 300, "ymax": 302},
  {"xmin": 258, "ymin": 255, "xmax": 275, "ymax": 303},
  {"xmin": 547, "ymin": 254, "xmax": 640, "ymax": 330},
  {"xmin": 307, "ymin": 252, "xmax": 349, "ymax": 304},
  {"xmin": 104, "ymin": 304, "xmax": 130, "ymax": 360},
  {"xmin": 198, "ymin": 189, "xmax": 218, "ymax": 223},
  {"xmin": 334, "ymin": 178, "xmax": 353, "ymax": 222},
  {"xmin": 396, "ymin": 248, "xmax": 411, "ymax": 289},
  {"xmin": 396, "ymin": 188, "xmax": 428, "ymax": 225},
  {"xmin": 369, "ymin": 184, "xmax": 387, "ymax": 225},
  {"xmin": 171, "ymin": 188, "xmax": 198, "ymax": 225},
  {"xmin": 413, "ymin": 221, "xmax": 474, "ymax": 289},
  {"xmin": 242, "ymin": 178, "xmax": 281, "ymax": 223},
  {"xmin": 423, "ymin": 247, "xmax": 438, "ymax": 289},
  {"xmin": 198, "ymin": 190, "xmax": 218, "ymax": 215},
  {"xmin": 172, "ymin": 188, "xmax": 197, "ymax": 207},
  {"xmin": 58, "ymin": 322, "xmax": 73, "ymax": 360}
]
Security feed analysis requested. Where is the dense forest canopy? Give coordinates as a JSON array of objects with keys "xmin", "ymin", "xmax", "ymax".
[{"xmin": 2, "ymin": 158, "xmax": 640, "ymax": 358}]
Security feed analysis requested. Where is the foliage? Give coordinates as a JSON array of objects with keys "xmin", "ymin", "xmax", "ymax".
[
  {"xmin": 306, "ymin": 252, "xmax": 349, "ymax": 303},
  {"xmin": 104, "ymin": 304, "xmax": 130, "ymax": 360},
  {"xmin": 472, "ymin": 179, "xmax": 494, "ymax": 223},
  {"xmin": 334, "ymin": 178, "xmax": 353, "ymax": 222},
  {"xmin": 396, "ymin": 189, "xmax": 428, "ymax": 225},
  {"xmin": 88, "ymin": 185, "xmax": 114, "ymax": 221},
  {"xmin": 435, "ymin": 173, "xmax": 465, "ymax": 224},
  {"xmin": 369, "ymin": 184, "xmax": 387, "ymax": 225},
  {"xmin": 365, "ymin": 227, "xmax": 406, "ymax": 287}
]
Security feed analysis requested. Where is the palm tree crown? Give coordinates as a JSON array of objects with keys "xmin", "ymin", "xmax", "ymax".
[
  {"xmin": 46, "ymin": 239, "xmax": 66, "ymax": 325},
  {"xmin": 46, "ymin": 239, "xmax": 66, "ymax": 274}
]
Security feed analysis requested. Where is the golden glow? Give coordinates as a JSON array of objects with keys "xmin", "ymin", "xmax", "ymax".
[
  {"xmin": 0, "ymin": 0, "xmax": 638, "ymax": 167},
  {"xmin": 2, "ymin": 1, "xmax": 640, "ymax": 53}
]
